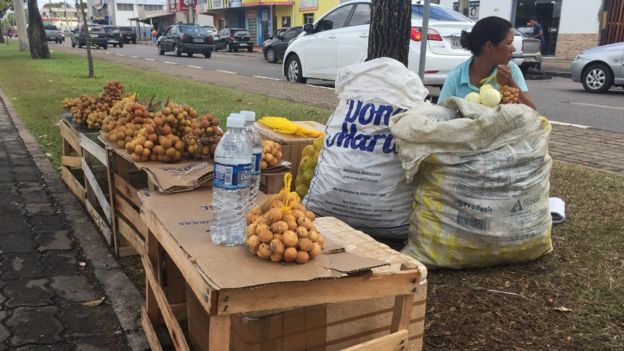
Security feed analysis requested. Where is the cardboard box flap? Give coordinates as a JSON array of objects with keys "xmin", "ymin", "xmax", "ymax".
[
  {"xmin": 104, "ymin": 138, "xmax": 213, "ymax": 193},
  {"xmin": 256, "ymin": 121, "xmax": 325, "ymax": 145},
  {"xmin": 139, "ymin": 189, "xmax": 389, "ymax": 290}
]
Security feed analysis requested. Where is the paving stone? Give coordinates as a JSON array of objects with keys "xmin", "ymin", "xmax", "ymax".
[
  {"xmin": 20, "ymin": 190, "xmax": 50, "ymax": 203},
  {"xmin": 7, "ymin": 157, "xmax": 35, "ymax": 167},
  {"xmin": 29, "ymin": 215, "xmax": 67, "ymax": 232},
  {"xmin": 0, "ymin": 254, "xmax": 46, "ymax": 280},
  {"xmin": 3, "ymin": 278, "xmax": 53, "ymax": 307},
  {"xmin": 24, "ymin": 203, "xmax": 58, "ymax": 217},
  {"xmin": 11, "ymin": 167, "xmax": 41, "ymax": 182},
  {"xmin": 0, "ymin": 169, "xmax": 13, "ymax": 183},
  {"xmin": 42, "ymin": 253, "xmax": 80, "ymax": 276},
  {"xmin": 0, "ymin": 192, "xmax": 20, "ymax": 207},
  {"xmin": 0, "ymin": 204, "xmax": 23, "ymax": 217},
  {"xmin": 0, "ymin": 233, "xmax": 38, "ymax": 253},
  {"xmin": 36, "ymin": 231, "xmax": 73, "ymax": 251},
  {"xmin": 57, "ymin": 304, "xmax": 121, "ymax": 339},
  {"xmin": 0, "ymin": 322, "xmax": 9, "ymax": 345},
  {"xmin": 0, "ymin": 216, "xmax": 29, "ymax": 234},
  {"xmin": 5, "ymin": 306, "xmax": 63, "ymax": 346},
  {"xmin": 50, "ymin": 276, "xmax": 99, "ymax": 303},
  {"xmin": 15, "ymin": 344, "xmax": 73, "ymax": 351}
]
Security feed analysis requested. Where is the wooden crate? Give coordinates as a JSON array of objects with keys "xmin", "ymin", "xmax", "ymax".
[
  {"xmin": 59, "ymin": 114, "xmax": 114, "ymax": 247},
  {"xmin": 260, "ymin": 171, "xmax": 287, "ymax": 195},
  {"xmin": 108, "ymin": 148, "xmax": 150, "ymax": 257},
  {"xmin": 256, "ymin": 121, "xmax": 325, "ymax": 189},
  {"xmin": 59, "ymin": 114, "xmax": 87, "ymax": 202},
  {"xmin": 230, "ymin": 218, "xmax": 427, "ymax": 351},
  {"xmin": 137, "ymin": 190, "xmax": 426, "ymax": 351}
]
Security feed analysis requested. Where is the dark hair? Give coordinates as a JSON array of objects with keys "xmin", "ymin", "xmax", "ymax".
[{"xmin": 460, "ymin": 16, "xmax": 513, "ymax": 56}]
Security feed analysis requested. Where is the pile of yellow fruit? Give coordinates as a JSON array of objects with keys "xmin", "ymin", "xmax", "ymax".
[
  {"xmin": 245, "ymin": 179, "xmax": 324, "ymax": 264},
  {"xmin": 295, "ymin": 136, "xmax": 323, "ymax": 198}
]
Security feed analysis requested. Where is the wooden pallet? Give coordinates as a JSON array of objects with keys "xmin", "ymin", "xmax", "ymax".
[
  {"xmin": 138, "ymin": 190, "xmax": 426, "ymax": 351},
  {"xmin": 59, "ymin": 115, "xmax": 86, "ymax": 202}
]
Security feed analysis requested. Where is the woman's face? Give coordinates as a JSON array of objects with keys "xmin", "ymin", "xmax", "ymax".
[{"xmin": 489, "ymin": 29, "xmax": 515, "ymax": 65}]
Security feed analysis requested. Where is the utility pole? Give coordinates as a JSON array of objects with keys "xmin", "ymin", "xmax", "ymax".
[{"xmin": 11, "ymin": 0, "xmax": 28, "ymax": 50}]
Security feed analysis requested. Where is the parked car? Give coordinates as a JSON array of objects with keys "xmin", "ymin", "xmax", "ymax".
[
  {"xmin": 157, "ymin": 24, "xmax": 215, "ymax": 58},
  {"xmin": 284, "ymin": 1, "xmax": 476, "ymax": 86},
  {"xmin": 214, "ymin": 28, "xmax": 253, "ymax": 52},
  {"xmin": 263, "ymin": 27, "xmax": 291, "ymax": 46},
  {"xmin": 263, "ymin": 26, "xmax": 302, "ymax": 63},
  {"xmin": 118, "ymin": 26, "xmax": 137, "ymax": 44},
  {"xmin": 201, "ymin": 25, "xmax": 219, "ymax": 40},
  {"xmin": 571, "ymin": 42, "xmax": 624, "ymax": 93},
  {"xmin": 7, "ymin": 27, "xmax": 17, "ymax": 38},
  {"xmin": 70, "ymin": 24, "xmax": 108, "ymax": 50},
  {"xmin": 512, "ymin": 29, "xmax": 542, "ymax": 72},
  {"xmin": 103, "ymin": 25, "xmax": 124, "ymax": 48},
  {"xmin": 44, "ymin": 24, "xmax": 64, "ymax": 43}
]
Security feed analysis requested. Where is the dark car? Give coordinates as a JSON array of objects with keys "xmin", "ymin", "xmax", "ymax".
[
  {"xmin": 214, "ymin": 28, "xmax": 253, "ymax": 52},
  {"xmin": 157, "ymin": 24, "xmax": 214, "ymax": 58},
  {"xmin": 103, "ymin": 25, "xmax": 124, "ymax": 48},
  {"xmin": 263, "ymin": 26, "xmax": 302, "ymax": 63},
  {"xmin": 118, "ymin": 26, "xmax": 137, "ymax": 44},
  {"xmin": 70, "ymin": 24, "xmax": 108, "ymax": 50}
]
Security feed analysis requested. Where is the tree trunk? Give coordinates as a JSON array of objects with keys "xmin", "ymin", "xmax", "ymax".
[
  {"xmin": 11, "ymin": 0, "xmax": 28, "ymax": 51},
  {"xmin": 79, "ymin": 0, "xmax": 94, "ymax": 78},
  {"xmin": 367, "ymin": 0, "xmax": 411, "ymax": 67},
  {"xmin": 0, "ymin": 27, "xmax": 4, "ymax": 44},
  {"xmin": 27, "ymin": 0, "xmax": 49, "ymax": 58}
]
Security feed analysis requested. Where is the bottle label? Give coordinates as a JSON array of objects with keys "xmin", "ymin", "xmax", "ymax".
[
  {"xmin": 252, "ymin": 153, "xmax": 262, "ymax": 175},
  {"xmin": 214, "ymin": 162, "xmax": 251, "ymax": 190}
]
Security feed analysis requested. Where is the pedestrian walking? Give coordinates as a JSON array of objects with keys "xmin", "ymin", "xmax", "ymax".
[{"xmin": 151, "ymin": 27, "xmax": 158, "ymax": 44}]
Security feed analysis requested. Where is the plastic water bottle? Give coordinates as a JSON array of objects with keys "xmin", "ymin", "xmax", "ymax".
[
  {"xmin": 210, "ymin": 113, "xmax": 252, "ymax": 246},
  {"xmin": 241, "ymin": 110, "xmax": 262, "ymax": 207}
]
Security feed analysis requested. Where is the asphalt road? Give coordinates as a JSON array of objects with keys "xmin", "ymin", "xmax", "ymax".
[{"xmin": 53, "ymin": 41, "xmax": 624, "ymax": 132}]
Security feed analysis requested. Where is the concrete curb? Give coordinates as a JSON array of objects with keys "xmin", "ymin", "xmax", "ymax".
[{"xmin": 0, "ymin": 89, "xmax": 149, "ymax": 351}]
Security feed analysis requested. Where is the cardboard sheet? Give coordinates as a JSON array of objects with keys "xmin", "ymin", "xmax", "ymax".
[
  {"xmin": 139, "ymin": 189, "xmax": 388, "ymax": 290},
  {"xmin": 104, "ymin": 137, "xmax": 213, "ymax": 194}
]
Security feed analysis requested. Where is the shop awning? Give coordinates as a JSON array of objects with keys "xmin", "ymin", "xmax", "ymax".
[{"xmin": 127, "ymin": 11, "xmax": 175, "ymax": 22}]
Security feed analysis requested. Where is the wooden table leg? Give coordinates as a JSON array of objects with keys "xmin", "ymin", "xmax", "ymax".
[{"xmin": 209, "ymin": 315, "xmax": 231, "ymax": 351}]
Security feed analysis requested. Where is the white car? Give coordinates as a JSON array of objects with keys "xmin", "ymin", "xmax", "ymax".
[{"xmin": 283, "ymin": 0, "xmax": 475, "ymax": 86}]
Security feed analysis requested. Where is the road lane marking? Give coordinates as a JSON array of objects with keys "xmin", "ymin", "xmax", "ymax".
[
  {"xmin": 187, "ymin": 65, "xmax": 202, "ymax": 69},
  {"xmin": 216, "ymin": 69, "xmax": 237, "ymax": 74},
  {"xmin": 105, "ymin": 51, "xmax": 111, "ymax": 54},
  {"xmin": 130, "ymin": 55, "xmax": 138, "ymax": 58},
  {"xmin": 115, "ymin": 53, "xmax": 125, "ymax": 56},
  {"xmin": 253, "ymin": 75, "xmax": 280, "ymax": 81},
  {"xmin": 144, "ymin": 58, "xmax": 155, "ymax": 61},
  {"xmin": 570, "ymin": 102, "xmax": 624, "ymax": 112},
  {"xmin": 163, "ymin": 61, "xmax": 177, "ymax": 65},
  {"xmin": 549, "ymin": 121, "xmax": 590, "ymax": 129}
]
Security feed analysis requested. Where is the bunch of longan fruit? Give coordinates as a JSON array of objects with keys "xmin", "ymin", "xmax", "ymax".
[
  {"xmin": 500, "ymin": 85, "xmax": 520, "ymax": 104},
  {"xmin": 103, "ymin": 98, "xmax": 153, "ymax": 148},
  {"xmin": 62, "ymin": 81, "xmax": 126, "ymax": 129},
  {"xmin": 184, "ymin": 113, "xmax": 223, "ymax": 159},
  {"xmin": 261, "ymin": 140, "xmax": 283, "ymax": 170},
  {"xmin": 245, "ymin": 191, "xmax": 324, "ymax": 264}
]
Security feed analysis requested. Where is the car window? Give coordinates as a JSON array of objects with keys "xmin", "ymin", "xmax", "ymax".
[
  {"xmin": 316, "ymin": 5, "xmax": 353, "ymax": 32},
  {"xmin": 411, "ymin": 5, "xmax": 471, "ymax": 22},
  {"xmin": 119, "ymin": 27, "xmax": 132, "ymax": 31},
  {"xmin": 44, "ymin": 25, "xmax": 58, "ymax": 30},
  {"xmin": 347, "ymin": 4, "xmax": 370, "ymax": 27},
  {"xmin": 180, "ymin": 25, "xmax": 208, "ymax": 34},
  {"xmin": 282, "ymin": 29, "xmax": 299, "ymax": 41},
  {"xmin": 231, "ymin": 30, "xmax": 250, "ymax": 36}
]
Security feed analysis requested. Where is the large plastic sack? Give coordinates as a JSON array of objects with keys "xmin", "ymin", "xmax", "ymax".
[
  {"xmin": 389, "ymin": 98, "xmax": 553, "ymax": 268},
  {"xmin": 303, "ymin": 58, "xmax": 430, "ymax": 238}
]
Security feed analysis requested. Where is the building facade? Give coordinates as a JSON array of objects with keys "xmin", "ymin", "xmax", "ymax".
[
  {"xmin": 41, "ymin": 7, "xmax": 83, "ymax": 30},
  {"xmin": 437, "ymin": 0, "xmax": 604, "ymax": 59},
  {"xmin": 88, "ymin": 0, "xmax": 166, "ymax": 26},
  {"xmin": 201, "ymin": 0, "xmax": 340, "ymax": 46}
]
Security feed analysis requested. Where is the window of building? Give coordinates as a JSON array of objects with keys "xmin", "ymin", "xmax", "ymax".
[
  {"xmin": 117, "ymin": 3, "xmax": 134, "ymax": 11},
  {"xmin": 281, "ymin": 16, "xmax": 291, "ymax": 27},
  {"xmin": 142, "ymin": 4, "xmax": 162, "ymax": 11},
  {"xmin": 303, "ymin": 13, "xmax": 314, "ymax": 25}
]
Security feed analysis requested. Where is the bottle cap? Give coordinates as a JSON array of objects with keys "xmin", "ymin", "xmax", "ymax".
[
  {"xmin": 240, "ymin": 110, "xmax": 256, "ymax": 123},
  {"xmin": 226, "ymin": 114, "xmax": 245, "ymax": 128}
]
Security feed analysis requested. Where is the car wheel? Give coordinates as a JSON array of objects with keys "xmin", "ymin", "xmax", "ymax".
[
  {"xmin": 103, "ymin": 44, "xmax": 108, "ymax": 50},
  {"xmin": 188, "ymin": 52, "xmax": 193, "ymax": 57},
  {"xmin": 72, "ymin": 42, "xmax": 76, "ymax": 48},
  {"xmin": 158, "ymin": 44, "xmax": 164, "ymax": 55},
  {"xmin": 582, "ymin": 63, "xmax": 613, "ymax": 93},
  {"xmin": 204, "ymin": 52, "xmax": 211, "ymax": 58},
  {"xmin": 113, "ymin": 44, "xmax": 117, "ymax": 48},
  {"xmin": 132, "ymin": 39, "xmax": 136, "ymax": 44},
  {"xmin": 78, "ymin": 42, "xmax": 82, "ymax": 48},
  {"xmin": 174, "ymin": 45, "xmax": 182, "ymax": 57},
  {"xmin": 247, "ymin": 46, "xmax": 253, "ymax": 52},
  {"xmin": 266, "ymin": 48, "xmax": 277, "ymax": 63},
  {"xmin": 286, "ymin": 54, "xmax": 306, "ymax": 84},
  {"xmin": 119, "ymin": 43, "xmax": 124, "ymax": 48},
  {"xmin": 226, "ymin": 43, "xmax": 232, "ymax": 52}
]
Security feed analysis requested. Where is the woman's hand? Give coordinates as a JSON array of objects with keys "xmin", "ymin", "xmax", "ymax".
[{"xmin": 496, "ymin": 65, "xmax": 516, "ymax": 87}]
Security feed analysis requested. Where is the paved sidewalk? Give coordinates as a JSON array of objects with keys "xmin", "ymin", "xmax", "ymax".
[{"xmin": 0, "ymin": 100, "xmax": 135, "ymax": 350}]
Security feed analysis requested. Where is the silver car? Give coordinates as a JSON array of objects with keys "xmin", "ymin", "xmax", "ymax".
[{"xmin": 571, "ymin": 42, "xmax": 624, "ymax": 93}]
